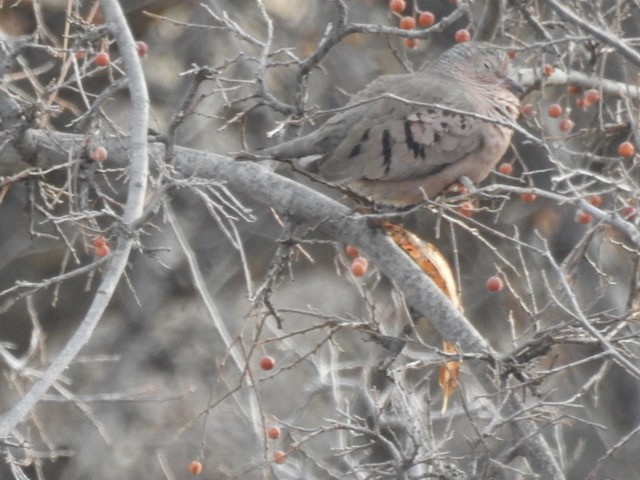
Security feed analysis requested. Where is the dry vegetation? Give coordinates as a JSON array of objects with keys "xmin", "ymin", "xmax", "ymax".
[{"xmin": 1, "ymin": 1, "xmax": 640, "ymax": 479}]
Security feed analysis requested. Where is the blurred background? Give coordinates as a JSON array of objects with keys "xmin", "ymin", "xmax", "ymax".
[{"xmin": 0, "ymin": 1, "xmax": 640, "ymax": 478}]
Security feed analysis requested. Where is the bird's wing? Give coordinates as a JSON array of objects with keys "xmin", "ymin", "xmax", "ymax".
[{"xmin": 314, "ymin": 72, "xmax": 486, "ymax": 183}]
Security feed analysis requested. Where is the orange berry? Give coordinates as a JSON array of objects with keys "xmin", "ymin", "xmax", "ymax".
[
  {"xmin": 94, "ymin": 51, "xmax": 110, "ymax": 67},
  {"xmin": 95, "ymin": 244, "xmax": 110, "ymax": 257},
  {"xmin": 618, "ymin": 141, "xmax": 636, "ymax": 158},
  {"xmin": 454, "ymin": 29, "xmax": 471, "ymax": 43},
  {"xmin": 136, "ymin": 40, "xmax": 148, "ymax": 56},
  {"xmin": 521, "ymin": 103, "xmax": 533, "ymax": 116},
  {"xmin": 547, "ymin": 104, "xmax": 562, "ymax": 118},
  {"xmin": 543, "ymin": 64, "xmax": 554, "ymax": 76},
  {"xmin": 188, "ymin": 461, "xmax": 203, "ymax": 475},
  {"xmin": 498, "ymin": 163, "xmax": 514, "ymax": 175},
  {"xmin": 418, "ymin": 11, "xmax": 436, "ymax": 27},
  {"xmin": 272, "ymin": 451, "xmax": 287, "ymax": 464},
  {"xmin": 404, "ymin": 38, "xmax": 418, "ymax": 49},
  {"xmin": 91, "ymin": 146, "xmax": 108, "ymax": 162},
  {"xmin": 267, "ymin": 426, "xmax": 282, "ymax": 440},
  {"xmin": 567, "ymin": 84, "xmax": 580, "ymax": 94},
  {"xmin": 559, "ymin": 118, "xmax": 575, "ymax": 133},
  {"xmin": 485, "ymin": 276, "xmax": 504, "ymax": 292},
  {"xmin": 93, "ymin": 235, "xmax": 107, "ymax": 248},
  {"xmin": 350, "ymin": 256, "xmax": 369, "ymax": 277},
  {"xmin": 345, "ymin": 245, "xmax": 359, "ymax": 258},
  {"xmin": 399, "ymin": 16, "xmax": 416, "ymax": 30},
  {"xmin": 575, "ymin": 210, "xmax": 593, "ymax": 224},
  {"xmin": 259, "ymin": 356, "xmax": 275, "ymax": 371},
  {"xmin": 389, "ymin": 0, "xmax": 406, "ymax": 13},
  {"xmin": 587, "ymin": 195, "xmax": 602, "ymax": 207},
  {"xmin": 584, "ymin": 89, "xmax": 601, "ymax": 105},
  {"xmin": 457, "ymin": 201, "xmax": 474, "ymax": 217},
  {"xmin": 520, "ymin": 192, "xmax": 537, "ymax": 203}
]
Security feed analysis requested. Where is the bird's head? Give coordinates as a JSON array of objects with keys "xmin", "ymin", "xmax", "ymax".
[{"xmin": 432, "ymin": 41, "xmax": 524, "ymax": 97}]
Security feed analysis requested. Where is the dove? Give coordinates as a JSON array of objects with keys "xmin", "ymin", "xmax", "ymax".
[{"xmin": 256, "ymin": 42, "xmax": 523, "ymax": 206}]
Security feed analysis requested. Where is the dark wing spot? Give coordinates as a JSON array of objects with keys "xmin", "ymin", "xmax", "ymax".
[
  {"xmin": 441, "ymin": 122, "xmax": 448, "ymax": 129},
  {"xmin": 403, "ymin": 121, "xmax": 426, "ymax": 159},
  {"xmin": 433, "ymin": 132, "xmax": 441, "ymax": 143},
  {"xmin": 348, "ymin": 143, "xmax": 362, "ymax": 158},
  {"xmin": 360, "ymin": 128, "xmax": 370, "ymax": 142},
  {"xmin": 427, "ymin": 109, "xmax": 435, "ymax": 115},
  {"xmin": 382, "ymin": 129, "xmax": 392, "ymax": 173}
]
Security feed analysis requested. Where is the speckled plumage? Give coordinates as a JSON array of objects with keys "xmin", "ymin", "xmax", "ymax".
[{"xmin": 261, "ymin": 42, "xmax": 522, "ymax": 206}]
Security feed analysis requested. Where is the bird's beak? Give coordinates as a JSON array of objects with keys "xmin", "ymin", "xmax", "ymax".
[{"xmin": 503, "ymin": 76, "xmax": 525, "ymax": 97}]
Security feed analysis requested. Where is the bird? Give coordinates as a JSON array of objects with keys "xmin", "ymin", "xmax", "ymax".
[{"xmin": 255, "ymin": 42, "xmax": 523, "ymax": 207}]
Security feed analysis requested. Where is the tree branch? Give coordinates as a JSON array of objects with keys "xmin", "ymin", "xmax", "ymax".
[{"xmin": 0, "ymin": 0, "xmax": 150, "ymax": 439}]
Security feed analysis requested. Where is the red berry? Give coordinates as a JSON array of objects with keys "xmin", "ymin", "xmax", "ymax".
[
  {"xmin": 485, "ymin": 276, "xmax": 504, "ymax": 293},
  {"xmin": 498, "ymin": 163, "xmax": 514, "ymax": 175},
  {"xmin": 95, "ymin": 244, "xmax": 111, "ymax": 257},
  {"xmin": 259, "ymin": 356, "xmax": 275, "ymax": 371},
  {"xmin": 507, "ymin": 50, "xmax": 517, "ymax": 59},
  {"xmin": 94, "ymin": 51, "xmax": 110, "ymax": 67},
  {"xmin": 272, "ymin": 451, "xmax": 287, "ymax": 464},
  {"xmin": 575, "ymin": 210, "xmax": 593, "ymax": 224},
  {"xmin": 399, "ymin": 16, "xmax": 416, "ymax": 30},
  {"xmin": 418, "ymin": 11, "xmax": 436, "ymax": 27},
  {"xmin": 136, "ymin": 40, "xmax": 148, "ymax": 57},
  {"xmin": 543, "ymin": 64, "xmax": 554, "ymax": 76},
  {"xmin": 389, "ymin": 0, "xmax": 406, "ymax": 13},
  {"xmin": 345, "ymin": 245, "xmax": 359, "ymax": 258},
  {"xmin": 547, "ymin": 104, "xmax": 562, "ymax": 118},
  {"xmin": 350, "ymin": 257, "xmax": 369, "ymax": 277},
  {"xmin": 404, "ymin": 38, "xmax": 418, "ymax": 49},
  {"xmin": 567, "ymin": 84, "xmax": 580, "ymax": 94},
  {"xmin": 575, "ymin": 97, "xmax": 586, "ymax": 109},
  {"xmin": 75, "ymin": 49, "xmax": 86, "ymax": 60},
  {"xmin": 520, "ymin": 192, "xmax": 537, "ymax": 203},
  {"xmin": 622, "ymin": 206, "xmax": 637, "ymax": 219},
  {"xmin": 559, "ymin": 118, "xmax": 575, "ymax": 133},
  {"xmin": 618, "ymin": 141, "xmax": 636, "ymax": 158},
  {"xmin": 188, "ymin": 461, "xmax": 203, "ymax": 475},
  {"xmin": 584, "ymin": 89, "xmax": 601, "ymax": 105},
  {"xmin": 457, "ymin": 201, "xmax": 474, "ymax": 217},
  {"xmin": 267, "ymin": 426, "xmax": 282, "ymax": 440},
  {"xmin": 91, "ymin": 146, "xmax": 108, "ymax": 162},
  {"xmin": 93, "ymin": 235, "xmax": 107, "ymax": 248},
  {"xmin": 521, "ymin": 103, "xmax": 533, "ymax": 116},
  {"xmin": 454, "ymin": 29, "xmax": 471, "ymax": 43},
  {"xmin": 587, "ymin": 195, "xmax": 602, "ymax": 207}
]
